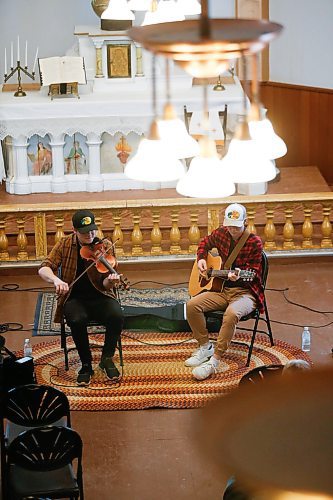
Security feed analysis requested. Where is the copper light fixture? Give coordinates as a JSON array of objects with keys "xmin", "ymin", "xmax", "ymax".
[{"xmin": 128, "ymin": 1, "xmax": 283, "ymax": 78}]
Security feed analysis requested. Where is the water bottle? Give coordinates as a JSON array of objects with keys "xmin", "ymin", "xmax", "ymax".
[
  {"xmin": 301, "ymin": 327, "xmax": 311, "ymax": 352},
  {"xmin": 23, "ymin": 338, "xmax": 33, "ymax": 358}
]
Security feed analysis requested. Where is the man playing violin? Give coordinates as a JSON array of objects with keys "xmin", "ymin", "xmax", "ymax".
[
  {"xmin": 185, "ymin": 203, "xmax": 264, "ymax": 381},
  {"xmin": 38, "ymin": 209, "xmax": 124, "ymax": 386}
]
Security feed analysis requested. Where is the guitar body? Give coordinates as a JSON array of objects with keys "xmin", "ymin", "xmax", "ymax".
[
  {"xmin": 188, "ymin": 254, "xmax": 256, "ymax": 297},
  {"xmin": 189, "ymin": 254, "xmax": 224, "ymax": 297}
]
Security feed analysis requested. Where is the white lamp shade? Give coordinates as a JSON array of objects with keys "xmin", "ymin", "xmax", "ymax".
[
  {"xmin": 177, "ymin": 0, "xmax": 201, "ymax": 16},
  {"xmin": 157, "ymin": 0, "xmax": 185, "ymax": 21},
  {"xmin": 157, "ymin": 118, "xmax": 200, "ymax": 159},
  {"xmin": 142, "ymin": 0, "xmax": 185, "ymax": 24},
  {"xmin": 249, "ymin": 118, "xmax": 287, "ymax": 159},
  {"xmin": 176, "ymin": 156, "xmax": 235, "ymax": 198},
  {"xmin": 101, "ymin": 0, "xmax": 135, "ymax": 20},
  {"xmin": 222, "ymin": 138, "xmax": 277, "ymax": 183},
  {"xmin": 124, "ymin": 138, "xmax": 185, "ymax": 182},
  {"xmin": 127, "ymin": 0, "xmax": 151, "ymax": 10}
]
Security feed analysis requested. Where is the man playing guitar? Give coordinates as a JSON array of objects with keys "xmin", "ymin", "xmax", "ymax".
[{"xmin": 185, "ymin": 203, "xmax": 264, "ymax": 380}]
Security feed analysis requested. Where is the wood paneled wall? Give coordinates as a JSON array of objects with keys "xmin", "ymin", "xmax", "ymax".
[{"xmin": 260, "ymin": 82, "xmax": 333, "ymax": 186}]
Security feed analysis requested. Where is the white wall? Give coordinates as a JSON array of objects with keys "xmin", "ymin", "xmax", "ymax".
[
  {"xmin": 0, "ymin": 0, "xmax": 97, "ymax": 74},
  {"xmin": 269, "ymin": 0, "xmax": 333, "ymax": 89}
]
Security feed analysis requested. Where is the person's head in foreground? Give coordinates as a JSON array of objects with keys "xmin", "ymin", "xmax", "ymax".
[{"xmin": 282, "ymin": 359, "xmax": 311, "ymax": 375}]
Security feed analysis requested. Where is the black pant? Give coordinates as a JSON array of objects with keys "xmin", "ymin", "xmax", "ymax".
[{"xmin": 64, "ymin": 296, "xmax": 124, "ymax": 366}]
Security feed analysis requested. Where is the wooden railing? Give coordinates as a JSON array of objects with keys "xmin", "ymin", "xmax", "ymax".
[{"xmin": 0, "ymin": 192, "xmax": 333, "ymax": 267}]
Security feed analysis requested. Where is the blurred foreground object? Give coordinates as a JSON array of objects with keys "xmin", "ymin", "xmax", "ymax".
[{"xmin": 197, "ymin": 368, "xmax": 333, "ymax": 499}]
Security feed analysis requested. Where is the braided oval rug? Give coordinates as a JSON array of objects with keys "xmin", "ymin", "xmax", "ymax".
[{"xmin": 33, "ymin": 332, "xmax": 311, "ymax": 411}]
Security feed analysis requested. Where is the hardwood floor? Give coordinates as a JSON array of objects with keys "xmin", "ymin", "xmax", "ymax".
[{"xmin": 1, "ymin": 257, "xmax": 333, "ymax": 499}]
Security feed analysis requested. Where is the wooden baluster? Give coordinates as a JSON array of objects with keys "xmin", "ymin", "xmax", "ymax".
[
  {"xmin": 302, "ymin": 204, "xmax": 313, "ymax": 248},
  {"xmin": 131, "ymin": 211, "xmax": 143, "ymax": 256},
  {"xmin": 188, "ymin": 210, "xmax": 200, "ymax": 253},
  {"xmin": 54, "ymin": 215, "xmax": 65, "ymax": 244},
  {"xmin": 321, "ymin": 205, "xmax": 332, "ymax": 248},
  {"xmin": 34, "ymin": 212, "xmax": 48, "ymax": 259},
  {"xmin": 246, "ymin": 205, "xmax": 256, "ymax": 234},
  {"xmin": 0, "ymin": 217, "xmax": 9, "ymax": 260},
  {"xmin": 16, "ymin": 216, "xmax": 28, "ymax": 261},
  {"xmin": 208, "ymin": 208, "xmax": 219, "ymax": 234},
  {"xmin": 170, "ymin": 209, "xmax": 181, "ymax": 254},
  {"xmin": 94, "ymin": 214, "xmax": 104, "ymax": 241},
  {"xmin": 112, "ymin": 211, "xmax": 124, "ymax": 256},
  {"xmin": 283, "ymin": 205, "xmax": 295, "ymax": 249},
  {"xmin": 264, "ymin": 205, "xmax": 277, "ymax": 250},
  {"xmin": 151, "ymin": 210, "xmax": 163, "ymax": 255}
]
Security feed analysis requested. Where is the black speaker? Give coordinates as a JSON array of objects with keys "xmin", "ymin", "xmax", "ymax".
[{"xmin": 1, "ymin": 355, "xmax": 35, "ymax": 391}]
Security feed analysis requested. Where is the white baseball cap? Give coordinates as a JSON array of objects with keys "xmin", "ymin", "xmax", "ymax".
[{"xmin": 223, "ymin": 203, "xmax": 247, "ymax": 227}]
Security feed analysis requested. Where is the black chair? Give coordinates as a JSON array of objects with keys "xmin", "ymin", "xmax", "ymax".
[
  {"xmin": 61, "ymin": 317, "xmax": 124, "ymax": 373},
  {"xmin": 5, "ymin": 425, "xmax": 84, "ymax": 499},
  {"xmin": 1, "ymin": 386, "xmax": 71, "ymax": 500},
  {"xmin": 239, "ymin": 364, "xmax": 283, "ymax": 386},
  {"xmin": 205, "ymin": 251, "xmax": 274, "ymax": 367},
  {"xmin": 2, "ymin": 384, "xmax": 71, "ymax": 447}
]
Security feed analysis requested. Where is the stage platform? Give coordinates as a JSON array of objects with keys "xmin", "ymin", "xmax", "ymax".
[{"xmin": 0, "ymin": 166, "xmax": 330, "ymax": 206}]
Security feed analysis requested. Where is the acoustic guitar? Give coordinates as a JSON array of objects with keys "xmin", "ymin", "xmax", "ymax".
[{"xmin": 188, "ymin": 253, "xmax": 255, "ymax": 297}]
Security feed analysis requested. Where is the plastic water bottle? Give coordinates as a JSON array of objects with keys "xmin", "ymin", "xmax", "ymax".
[
  {"xmin": 301, "ymin": 327, "xmax": 311, "ymax": 352},
  {"xmin": 23, "ymin": 338, "xmax": 33, "ymax": 358}
]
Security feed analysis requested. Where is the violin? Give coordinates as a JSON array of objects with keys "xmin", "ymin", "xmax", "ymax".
[{"xmin": 80, "ymin": 238, "xmax": 130, "ymax": 291}]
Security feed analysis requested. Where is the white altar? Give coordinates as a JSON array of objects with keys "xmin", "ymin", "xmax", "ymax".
[{"xmin": 0, "ymin": 26, "xmax": 245, "ymax": 195}]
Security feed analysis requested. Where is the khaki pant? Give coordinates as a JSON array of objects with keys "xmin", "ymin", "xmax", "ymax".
[{"xmin": 186, "ymin": 288, "xmax": 256, "ymax": 357}]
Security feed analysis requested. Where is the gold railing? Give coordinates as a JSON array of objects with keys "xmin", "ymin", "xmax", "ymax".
[{"xmin": 0, "ymin": 192, "xmax": 332, "ymax": 267}]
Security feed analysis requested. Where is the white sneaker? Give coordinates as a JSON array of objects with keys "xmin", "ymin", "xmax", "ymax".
[
  {"xmin": 192, "ymin": 360, "xmax": 218, "ymax": 381},
  {"xmin": 185, "ymin": 343, "xmax": 214, "ymax": 367}
]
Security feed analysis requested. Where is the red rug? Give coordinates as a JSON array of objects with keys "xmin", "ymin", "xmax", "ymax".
[{"xmin": 33, "ymin": 331, "xmax": 311, "ymax": 411}]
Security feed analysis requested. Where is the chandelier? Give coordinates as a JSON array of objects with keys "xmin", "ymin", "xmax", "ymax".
[{"xmin": 124, "ymin": 0, "xmax": 285, "ymax": 197}]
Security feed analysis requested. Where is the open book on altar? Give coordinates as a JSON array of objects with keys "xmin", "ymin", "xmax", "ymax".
[{"xmin": 39, "ymin": 56, "xmax": 86, "ymax": 86}]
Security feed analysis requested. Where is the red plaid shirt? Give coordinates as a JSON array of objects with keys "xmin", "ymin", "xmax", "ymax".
[{"xmin": 197, "ymin": 226, "xmax": 264, "ymax": 312}]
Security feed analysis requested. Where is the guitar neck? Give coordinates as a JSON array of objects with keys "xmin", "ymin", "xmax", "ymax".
[{"xmin": 210, "ymin": 270, "xmax": 230, "ymax": 278}]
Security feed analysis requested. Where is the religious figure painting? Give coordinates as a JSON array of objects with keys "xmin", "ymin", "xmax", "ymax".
[
  {"xmin": 27, "ymin": 135, "xmax": 53, "ymax": 176},
  {"xmin": 64, "ymin": 133, "xmax": 88, "ymax": 174},
  {"xmin": 100, "ymin": 132, "xmax": 142, "ymax": 173},
  {"xmin": 107, "ymin": 44, "xmax": 131, "ymax": 78}
]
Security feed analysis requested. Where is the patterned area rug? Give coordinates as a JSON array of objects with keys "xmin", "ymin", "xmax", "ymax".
[
  {"xmin": 33, "ymin": 332, "xmax": 311, "ymax": 411},
  {"xmin": 33, "ymin": 288, "xmax": 190, "ymax": 336}
]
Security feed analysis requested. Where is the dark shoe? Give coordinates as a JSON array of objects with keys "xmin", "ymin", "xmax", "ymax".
[
  {"xmin": 77, "ymin": 364, "xmax": 94, "ymax": 386},
  {"xmin": 99, "ymin": 357, "xmax": 120, "ymax": 380}
]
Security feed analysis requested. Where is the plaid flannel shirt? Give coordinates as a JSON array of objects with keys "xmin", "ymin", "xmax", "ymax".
[
  {"xmin": 39, "ymin": 234, "xmax": 116, "ymax": 323},
  {"xmin": 197, "ymin": 226, "xmax": 264, "ymax": 313}
]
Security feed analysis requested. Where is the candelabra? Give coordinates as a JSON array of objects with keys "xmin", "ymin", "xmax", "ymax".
[{"xmin": 4, "ymin": 61, "xmax": 35, "ymax": 97}]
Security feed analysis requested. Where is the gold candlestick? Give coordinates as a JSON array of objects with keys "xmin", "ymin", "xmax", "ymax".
[{"xmin": 4, "ymin": 60, "xmax": 35, "ymax": 97}]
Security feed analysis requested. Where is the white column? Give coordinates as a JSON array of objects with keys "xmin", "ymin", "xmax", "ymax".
[
  {"xmin": 92, "ymin": 39, "xmax": 104, "ymax": 78},
  {"xmin": 49, "ymin": 134, "xmax": 67, "ymax": 193},
  {"xmin": 135, "ymin": 43, "xmax": 144, "ymax": 77},
  {"xmin": 86, "ymin": 132, "xmax": 103, "ymax": 192},
  {"xmin": 12, "ymin": 135, "xmax": 31, "ymax": 194}
]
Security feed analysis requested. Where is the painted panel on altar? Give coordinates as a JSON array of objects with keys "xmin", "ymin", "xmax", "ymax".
[
  {"xmin": 27, "ymin": 135, "xmax": 53, "ymax": 176},
  {"xmin": 100, "ymin": 132, "xmax": 142, "ymax": 173},
  {"xmin": 64, "ymin": 133, "xmax": 88, "ymax": 175}
]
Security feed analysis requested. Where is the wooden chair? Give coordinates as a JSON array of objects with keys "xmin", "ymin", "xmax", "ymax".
[
  {"xmin": 60, "ymin": 317, "xmax": 124, "ymax": 373},
  {"xmin": 5, "ymin": 425, "xmax": 84, "ymax": 499},
  {"xmin": 205, "ymin": 251, "xmax": 274, "ymax": 367},
  {"xmin": 183, "ymin": 104, "xmax": 228, "ymax": 152}
]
